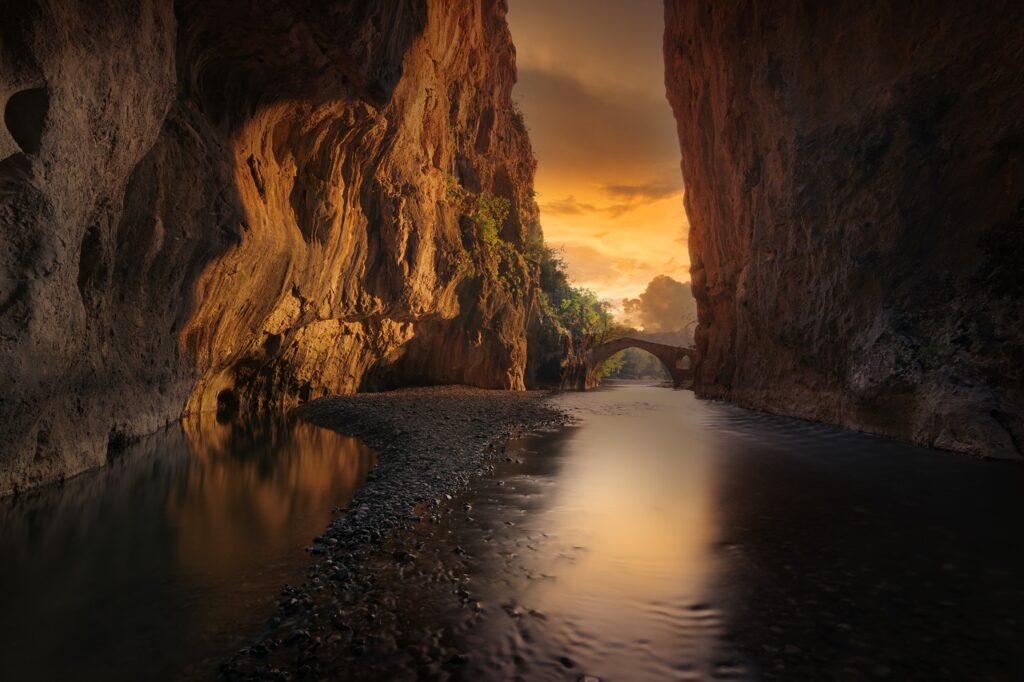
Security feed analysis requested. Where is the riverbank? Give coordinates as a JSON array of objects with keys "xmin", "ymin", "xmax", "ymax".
[
  {"xmin": 218, "ymin": 385, "xmax": 1024, "ymax": 681},
  {"xmin": 221, "ymin": 386, "xmax": 569, "ymax": 680}
]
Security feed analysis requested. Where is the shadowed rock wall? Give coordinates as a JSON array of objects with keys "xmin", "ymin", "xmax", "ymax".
[
  {"xmin": 0, "ymin": 0, "xmax": 545, "ymax": 493},
  {"xmin": 665, "ymin": 0, "xmax": 1024, "ymax": 457}
]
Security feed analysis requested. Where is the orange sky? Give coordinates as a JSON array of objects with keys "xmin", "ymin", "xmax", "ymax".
[{"xmin": 506, "ymin": 0, "xmax": 689, "ymax": 312}]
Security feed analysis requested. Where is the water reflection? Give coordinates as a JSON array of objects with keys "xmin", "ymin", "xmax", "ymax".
[
  {"xmin": 435, "ymin": 386, "xmax": 739, "ymax": 681},
  {"xmin": 0, "ymin": 415, "xmax": 375, "ymax": 681},
  {"xmin": 496, "ymin": 394, "xmax": 724, "ymax": 678},
  {"xmin": 341, "ymin": 386, "xmax": 740, "ymax": 680},
  {"xmin": 340, "ymin": 385, "xmax": 1024, "ymax": 681},
  {"xmin": 706, "ymin": 403, "xmax": 1024, "ymax": 680}
]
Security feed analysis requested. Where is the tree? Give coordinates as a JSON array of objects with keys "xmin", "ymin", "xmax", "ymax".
[
  {"xmin": 446, "ymin": 175, "xmax": 511, "ymax": 246},
  {"xmin": 602, "ymin": 348, "xmax": 669, "ymax": 381},
  {"xmin": 529, "ymin": 244, "xmax": 628, "ymax": 385},
  {"xmin": 555, "ymin": 286, "xmax": 615, "ymax": 345},
  {"xmin": 598, "ymin": 349, "xmax": 626, "ymax": 378}
]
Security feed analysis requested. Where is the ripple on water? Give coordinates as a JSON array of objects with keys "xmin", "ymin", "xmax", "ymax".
[
  {"xmin": 348, "ymin": 390, "xmax": 755, "ymax": 681},
  {"xmin": 336, "ymin": 386, "xmax": 1024, "ymax": 680}
]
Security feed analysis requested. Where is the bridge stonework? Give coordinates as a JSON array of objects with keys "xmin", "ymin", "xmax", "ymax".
[{"xmin": 579, "ymin": 337, "xmax": 696, "ymax": 390}]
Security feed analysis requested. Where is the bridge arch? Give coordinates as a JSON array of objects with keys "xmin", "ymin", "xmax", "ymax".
[{"xmin": 580, "ymin": 337, "xmax": 696, "ymax": 390}]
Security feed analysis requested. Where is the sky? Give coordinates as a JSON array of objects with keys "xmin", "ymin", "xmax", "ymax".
[{"xmin": 506, "ymin": 0, "xmax": 689, "ymax": 312}]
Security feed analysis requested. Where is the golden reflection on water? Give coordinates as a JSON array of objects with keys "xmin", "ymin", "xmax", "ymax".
[
  {"xmin": 549, "ymin": 436, "xmax": 716, "ymax": 588},
  {"xmin": 0, "ymin": 414, "xmax": 376, "ymax": 681},
  {"xmin": 524, "ymin": 393, "xmax": 721, "ymax": 663},
  {"xmin": 169, "ymin": 414, "xmax": 375, "ymax": 631},
  {"xmin": 420, "ymin": 388, "xmax": 727, "ymax": 681}
]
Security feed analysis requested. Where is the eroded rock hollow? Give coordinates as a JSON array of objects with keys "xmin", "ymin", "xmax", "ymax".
[
  {"xmin": 665, "ymin": 0, "xmax": 1024, "ymax": 456},
  {"xmin": 0, "ymin": 0, "xmax": 548, "ymax": 493}
]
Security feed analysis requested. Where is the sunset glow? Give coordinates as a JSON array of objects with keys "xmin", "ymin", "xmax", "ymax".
[{"xmin": 507, "ymin": 0, "xmax": 689, "ymax": 311}]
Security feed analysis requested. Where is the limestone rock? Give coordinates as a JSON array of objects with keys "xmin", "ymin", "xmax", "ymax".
[
  {"xmin": 0, "ymin": 0, "xmax": 544, "ymax": 493},
  {"xmin": 665, "ymin": 0, "xmax": 1024, "ymax": 456}
]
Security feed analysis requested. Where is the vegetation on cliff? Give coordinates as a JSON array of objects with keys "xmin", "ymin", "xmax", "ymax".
[
  {"xmin": 527, "ymin": 244, "xmax": 624, "ymax": 381},
  {"xmin": 0, "ymin": 0, "xmax": 545, "ymax": 493}
]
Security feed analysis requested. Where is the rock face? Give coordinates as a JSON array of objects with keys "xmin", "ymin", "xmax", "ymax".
[
  {"xmin": 665, "ymin": 0, "xmax": 1024, "ymax": 457},
  {"xmin": 0, "ymin": 0, "xmax": 544, "ymax": 493}
]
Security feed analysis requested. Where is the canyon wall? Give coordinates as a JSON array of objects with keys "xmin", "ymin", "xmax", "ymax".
[
  {"xmin": 0, "ymin": 0, "xmax": 546, "ymax": 493},
  {"xmin": 665, "ymin": 1, "xmax": 1024, "ymax": 457}
]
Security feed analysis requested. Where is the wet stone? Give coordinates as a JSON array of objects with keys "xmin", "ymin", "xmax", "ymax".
[{"xmin": 220, "ymin": 387, "xmax": 569, "ymax": 679}]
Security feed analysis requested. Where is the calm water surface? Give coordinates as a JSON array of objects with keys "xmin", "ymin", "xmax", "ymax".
[
  {"xmin": 356, "ymin": 386, "xmax": 1024, "ymax": 680},
  {"xmin": 3, "ymin": 386, "xmax": 1023, "ymax": 681},
  {"xmin": 0, "ymin": 416, "xmax": 375, "ymax": 680}
]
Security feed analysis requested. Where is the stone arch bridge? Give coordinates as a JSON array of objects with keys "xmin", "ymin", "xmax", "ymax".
[{"xmin": 577, "ymin": 337, "xmax": 696, "ymax": 390}]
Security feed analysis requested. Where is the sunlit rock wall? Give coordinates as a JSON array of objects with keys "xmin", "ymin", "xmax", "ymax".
[
  {"xmin": 0, "ymin": 0, "xmax": 543, "ymax": 493},
  {"xmin": 665, "ymin": 1, "xmax": 1024, "ymax": 457}
]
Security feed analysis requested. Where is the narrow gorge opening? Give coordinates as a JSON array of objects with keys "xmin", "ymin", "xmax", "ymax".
[
  {"xmin": 506, "ymin": 1, "xmax": 698, "ymax": 393},
  {"xmin": 1, "ymin": 2, "xmax": 1022, "ymax": 680}
]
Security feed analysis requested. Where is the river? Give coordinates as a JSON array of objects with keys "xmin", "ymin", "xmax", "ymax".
[
  {"xmin": 2, "ymin": 385, "xmax": 1022, "ymax": 680},
  {"xmin": 0, "ymin": 416, "xmax": 375, "ymax": 680},
  {"xmin": 322, "ymin": 385, "xmax": 1024, "ymax": 680}
]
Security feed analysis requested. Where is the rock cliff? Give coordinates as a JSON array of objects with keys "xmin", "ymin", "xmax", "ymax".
[
  {"xmin": 0, "ymin": 0, "xmax": 545, "ymax": 493},
  {"xmin": 665, "ymin": 0, "xmax": 1024, "ymax": 456}
]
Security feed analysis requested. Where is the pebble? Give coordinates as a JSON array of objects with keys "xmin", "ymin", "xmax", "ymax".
[{"xmin": 218, "ymin": 387, "xmax": 569, "ymax": 679}]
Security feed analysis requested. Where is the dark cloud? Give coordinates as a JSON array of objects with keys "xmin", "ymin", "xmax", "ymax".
[
  {"xmin": 515, "ymin": 67, "xmax": 681, "ymax": 178},
  {"xmin": 508, "ymin": 0, "xmax": 667, "ymax": 99},
  {"xmin": 507, "ymin": 1, "xmax": 691, "ymax": 301}
]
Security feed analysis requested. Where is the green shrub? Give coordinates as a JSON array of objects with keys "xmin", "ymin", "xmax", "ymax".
[
  {"xmin": 446, "ymin": 175, "xmax": 510, "ymax": 247},
  {"xmin": 474, "ymin": 192, "xmax": 509, "ymax": 245}
]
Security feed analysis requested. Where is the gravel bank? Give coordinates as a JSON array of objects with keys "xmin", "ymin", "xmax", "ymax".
[{"xmin": 220, "ymin": 386, "xmax": 569, "ymax": 680}]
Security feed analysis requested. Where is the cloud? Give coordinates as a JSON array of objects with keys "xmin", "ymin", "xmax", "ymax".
[
  {"xmin": 557, "ymin": 242, "xmax": 623, "ymax": 283},
  {"xmin": 614, "ymin": 258, "xmax": 653, "ymax": 272},
  {"xmin": 507, "ymin": 3, "xmax": 691, "ymax": 304},
  {"xmin": 541, "ymin": 179, "xmax": 681, "ymax": 220},
  {"xmin": 602, "ymin": 202, "xmax": 644, "ymax": 219},
  {"xmin": 602, "ymin": 182, "xmax": 682, "ymax": 202},
  {"xmin": 515, "ymin": 67, "xmax": 681, "ymax": 179},
  {"xmin": 541, "ymin": 195, "xmax": 636, "ymax": 219},
  {"xmin": 508, "ymin": 0, "xmax": 668, "ymax": 102},
  {"xmin": 661, "ymin": 256, "xmax": 683, "ymax": 271},
  {"xmin": 541, "ymin": 195, "xmax": 599, "ymax": 216}
]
